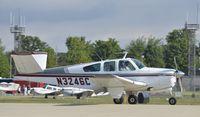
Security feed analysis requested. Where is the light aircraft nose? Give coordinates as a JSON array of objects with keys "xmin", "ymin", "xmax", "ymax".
[{"xmin": 175, "ymin": 70, "xmax": 185, "ymax": 78}]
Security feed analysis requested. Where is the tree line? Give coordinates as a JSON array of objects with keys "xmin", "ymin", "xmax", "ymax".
[{"xmin": 0, "ymin": 28, "xmax": 199, "ymax": 77}]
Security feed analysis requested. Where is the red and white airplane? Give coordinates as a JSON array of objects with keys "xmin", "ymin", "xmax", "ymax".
[{"xmin": 12, "ymin": 52, "xmax": 184, "ymax": 105}]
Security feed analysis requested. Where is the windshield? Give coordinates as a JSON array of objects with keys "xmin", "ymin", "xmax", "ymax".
[{"xmin": 131, "ymin": 59, "xmax": 145, "ymax": 69}]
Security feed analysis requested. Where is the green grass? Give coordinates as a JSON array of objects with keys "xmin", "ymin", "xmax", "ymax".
[
  {"xmin": 0, "ymin": 95, "xmax": 113, "ymax": 104},
  {"xmin": 1, "ymin": 92, "xmax": 200, "ymax": 105}
]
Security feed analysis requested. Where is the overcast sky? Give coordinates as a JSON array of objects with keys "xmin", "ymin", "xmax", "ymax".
[{"xmin": 0, "ymin": 0, "xmax": 200, "ymax": 52}]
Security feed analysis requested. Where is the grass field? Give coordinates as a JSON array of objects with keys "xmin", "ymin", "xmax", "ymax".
[{"xmin": 0, "ymin": 92, "xmax": 200, "ymax": 105}]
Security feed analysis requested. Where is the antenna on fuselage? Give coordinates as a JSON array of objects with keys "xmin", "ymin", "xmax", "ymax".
[{"xmin": 123, "ymin": 51, "xmax": 128, "ymax": 59}]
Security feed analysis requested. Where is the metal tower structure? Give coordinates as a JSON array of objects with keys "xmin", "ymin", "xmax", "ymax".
[
  {"xmin": 185, "ymin": 4, "xmax": 200, "ymax": 92},
  {"xmin": 185, "ymin": 23, "xmax": 199, "ymax": 77},
  {"xmin": 10, "ymin": 10, "xmax": 25, "ymax": 52},
  {"xmin": 185, "ymin": 23, "xmax": 199, "ymax": 93}
]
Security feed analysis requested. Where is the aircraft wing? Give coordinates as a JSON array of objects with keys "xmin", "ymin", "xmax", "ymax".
[
  {"xmin": 63, "ymin": 87, "xmax": 94, "ymax": 97},
  {"xmin": 93, "ymin": 75, "xmax": 148, "ymax": 98},
  {"xmin": 32, "ymin": 88, "xmax": 61, "ymax": 95},
  {"xmin": 113, "ymin": 75, "xmax": 147, "ymax": 88},
  {"xmin": 93, "ymin": 74, "xmax": 147, "ymax": 89}
]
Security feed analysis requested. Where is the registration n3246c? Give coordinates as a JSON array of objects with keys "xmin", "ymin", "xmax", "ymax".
[{"xmin": 56, "ymin": 77, "xmax": 90, "ymax": 86}]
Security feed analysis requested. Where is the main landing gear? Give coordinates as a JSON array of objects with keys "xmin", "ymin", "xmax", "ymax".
[
  {"xmin": 113, "ymin": 94, "xmax": 138, "ymax": 104},
  {"xmin": 113, "ymin": 92, "xmax": 150, "ymax": 105},
  {"xmin": 128, "ymin": 95, "xmax": 137, "ymax": 104},
  {"xmin": 113, "ymin": 97, "xmax": 124, "ymax": 104}
]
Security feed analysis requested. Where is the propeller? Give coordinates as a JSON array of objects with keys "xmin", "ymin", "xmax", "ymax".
[{"xmin": 174, "ymin": 57, "xmax": 183, "ymax": 93}]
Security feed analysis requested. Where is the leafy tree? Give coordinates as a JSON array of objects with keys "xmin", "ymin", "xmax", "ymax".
[
  {"xmin": 0, "ymin": 39, "xmax": 10, "ymax": 77},
  {"xmin": 164, "ymin": 29, "xmax": 188, "ymax": 72},
  {"xmin": 44, "ymin": 47, "xmax": 57, "ymax": 68},
  {"xmin": 17, "ymin": 35, "xmax": 48, "ymax": 52},
  {"xmin": 92, "ymin": 38, "xmax": 122, "ymax": 61},
  {"xmin": 195, "ymin": 45, "xmax": 200, "ymax": 69},
  {"xmin": 126, "ymin": 37, "xmax": 146, "ymax": 61},
  {"xmin": 17, "ymin": 35, "xmax": 57, "ymax": 68},
  {"xmin": 65, "ymin": 36, "xmax": 92, "ymax": 64},
  {"xmin": 126, "ymin": 36, "xmax": 164, "ymax": 67},
  {"xmin": 57, "ymin": 52, "xmax": 67, "ymax": 66},
  {"xmin": 144, "ymin": 37, "xmax": 165, "ymax": 67}
]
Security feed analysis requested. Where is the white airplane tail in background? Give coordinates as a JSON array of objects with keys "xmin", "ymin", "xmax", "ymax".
[{"xmin": 11, "ymin": 52, "xmax": 47, "ymax": 74}]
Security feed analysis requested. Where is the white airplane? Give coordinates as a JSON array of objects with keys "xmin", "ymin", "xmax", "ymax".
[
  {"xmin": 31, "ymin": 84, "xmax": 62, "ymax": 99},
  {"xmin": 32, "ymin": 84, "xmax": 94, "ymax": 99},
  {"xmin": 0, "ymin": 82, "xmax": 19, "ymax": 94},
  {"xmin": 12, "ymin": 52, "xmax": 184, "ymax": 105}
]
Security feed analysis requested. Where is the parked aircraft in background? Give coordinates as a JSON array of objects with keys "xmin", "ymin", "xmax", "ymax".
[
  {"xmin": 32, "ymin": 84, "xmax": 94, "ymax": 99},
  {"xmin": 12, "ymin": 52, "xmax": 184, "ymax": 105},
  {"xmin": 0, "ymin": 82, "xmax": 19, "ymax": 94},
  {"xmin": 31, "ymin": 84, "xmax": 62, "ymax": 99}
]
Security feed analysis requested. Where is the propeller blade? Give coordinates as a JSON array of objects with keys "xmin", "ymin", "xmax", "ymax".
[
  {"xmin": 174, "ymin": 56, "xmax": 184, "ymax": 94},
  {"xmin": 178, "ymin": 78, "xmax": 183, "ymax": 93}
]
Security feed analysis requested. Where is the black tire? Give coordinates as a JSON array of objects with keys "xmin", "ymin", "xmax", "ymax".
[
  {"xmin": 113, "ymin": 97, "xmax": 124, "ymax": 104},
  {"xmin": 138, "ymin": 93, "xmax": 144, "ymax": 104},
  {"xmin": 169, "ymin": 97, "xmax": 176, "ymax": 105},
  {"xmin": 128, "ymin": 95, "xmax": 137, "ymax": 104}
]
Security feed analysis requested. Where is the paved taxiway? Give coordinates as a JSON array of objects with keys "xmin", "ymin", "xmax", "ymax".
[{"xmin": 0, "ymin": 103, "xmax": 200, "ymax": 117}]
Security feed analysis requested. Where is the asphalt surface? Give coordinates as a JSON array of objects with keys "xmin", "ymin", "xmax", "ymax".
[{"xmin": 0, "ymin": 103, "xmax": 200, "ymax": 117}]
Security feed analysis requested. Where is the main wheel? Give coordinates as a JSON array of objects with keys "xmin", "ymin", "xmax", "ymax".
[
  {"xmin": 128, "ymin": 95, "xmax": 137, "ymax": 104},
  {"xmin": 113, "ymin": 97, "xmax": 124, "ymax": 104},
  {"xmin": 168, "ymin": 97, "xmax": 176, "ymax": 105},
  {"xmin": 138, "ymin": 93, "xmax": 144, "ymax": 103}
]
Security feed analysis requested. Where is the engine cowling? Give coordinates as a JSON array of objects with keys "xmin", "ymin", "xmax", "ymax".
[{"xmin": 137, "ymin": 92, "xmax": 150, "ymax": 104}]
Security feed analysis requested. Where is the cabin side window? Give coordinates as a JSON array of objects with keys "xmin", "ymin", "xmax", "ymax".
[
  {"xmin": 104, "ymin": 61, "xmax": 115, "ymax": 71},
  {"xmin": 83, "ymin": 63, "xmax": 101, "ymax": 72},
  {"xmin": 119, "ymin": 60, "xmax": 135, "ymax": 71},
  {"xmin": 47, "ymin": 87, "xmax": 52, "ymax": 90}
]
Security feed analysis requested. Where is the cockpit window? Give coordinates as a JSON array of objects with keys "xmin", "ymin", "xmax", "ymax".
[
  {"xmin": 119, "ymin": 60, "xmax": 135, "ymax": 71},
  {"xmin": 131, "ymin": 59, "xmax": 145, "ymax": 69},
  {"xmin": 104, "ymin": 61, "xmax": 115, "ymax": 71},
  {"xmin": 47, "ymin": 87, "xmax": 52, "ymax": 90},
  {"xmin": 83, "ymin": 63, "xmax": 101, "ymax": 72}
]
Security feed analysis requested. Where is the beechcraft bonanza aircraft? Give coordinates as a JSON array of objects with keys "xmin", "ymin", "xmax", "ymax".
[{"xmin": 12, "ymin": 52, "xmax": 184, "ymax": 105}]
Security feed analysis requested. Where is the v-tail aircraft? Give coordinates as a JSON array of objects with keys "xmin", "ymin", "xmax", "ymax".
[{"xmin": 12, "ymin": 52, "xmax": 184, "ymax": 105}]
